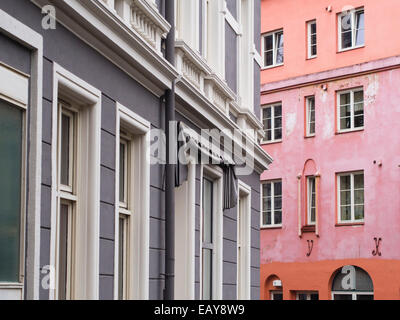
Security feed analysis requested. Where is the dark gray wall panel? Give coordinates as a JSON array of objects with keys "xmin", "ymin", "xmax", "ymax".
[
  {"xmin": 224, "ymin": 216, "xmax": 237, "ymax": 242},
  {"xmin": 150, "ymin": 186, "xmax": 165, "ymax": 220},
  {"xmin": 99, "ymin": 238, "xmax": 114, "ymax": 276},
  {"xmin": 223, "ymin": 284, "xmax": 237, "ymax": 300},
  {"xmin": 40, "ymin": 185, "xmax": 51, "ymax": 229},
  {"xmin": 100, "ymin": 166, "xmax": 115, "ymax": 205},
  {"xmin": 254, "ymin": 0, "xmax": 261, "ymax": 54},
  {"xmin": 100, "ymin": 202, "xmax": 115, "ymax": 241},
  {"xmin": 226, "ymin": 0, "xmax": 238, "ymax": 19},
  {"xmin": 225, "ymin": 23, "xmax": 238, "ymax": 94},
  {"xmin": 101, "ymin": 130, "xmax": 116, "ymax": 170},
  {"xmin": 99, "ymin": 276, "xmax": 114, "ymax": 300},
  {"xmin": 41, "ymin": 142, "xmax": 51, "ymax": 186},
  {"xmin": 42, "ymin": 99, "xmax": 52, "ymax": 144},
  {"xmin": 149, "ymin": 279, "xmax": 164, "ymax": 300},
  {"xmin": 223, "ymin": 239, "xmax": 237, "ymax": 264},
  {"xmin": 251, "ymin": 266, "xmax": 260, "ymax": 287},
  {"xmin": 149, "ymin": 248, "xmax": 164, "ymax": 279},
  {"xmin": 251, "ymin": 286, "xmax": 260, "ymax": 300},
  {"xmin": 223, "ymin": 262, "xmax": 236, "ymax": 285},
  {"xmin": 0, "ymin": 30, "xmax": 31, "ymax": 74},
  {"xmin": 43, "ymin": 58, "xmax": 53, "ymax": 102},
  {"xmin": 101, "ymin": 94, "xmax": 116, "ymax": 134},
  {"xmin": 150, "ymin": 217, "xmax": 165, "ymax": 250}
]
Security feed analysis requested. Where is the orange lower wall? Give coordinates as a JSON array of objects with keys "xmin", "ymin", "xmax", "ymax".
[{"xmin": 261, "ymin": 259, "xmax": 400, "ymax": 300}]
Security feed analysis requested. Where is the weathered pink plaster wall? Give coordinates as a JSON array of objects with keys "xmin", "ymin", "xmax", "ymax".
[
  {"xmin": 260, "ymin": 67, "xmax": 400, "ymax": 264},
  {"xmin": 261, "ymin": 0, "xmax": 400, "ymax": 84}
]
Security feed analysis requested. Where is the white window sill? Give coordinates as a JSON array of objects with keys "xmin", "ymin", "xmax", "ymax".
[
  {"xmin": 338, "ymin": 45, "xmax": 365, "ymax": 53},
  {"xmin": 261, "ymin": 225, "xmax": 283, "ymax": 229},
  {"xmin": 261, "ymin": 139, "xmax": 282, "ymax": 145},
  {"xmin": 261, "ymin": 63, "xmax": 284, "ymax": 71},
  {"xmin": 305, "ymin": 134, "xmax": 315, "ymax": 138},
  {"xmin": 307, "ymin": 55, "xmax": 317, "ymax": 60},
  {"xmin": 336, "ymin": 221, "xmax": 364, "ymax": 226},
  {"xmin": 336, "ymin": 127, "xmax": 364, "ymax": 134}
]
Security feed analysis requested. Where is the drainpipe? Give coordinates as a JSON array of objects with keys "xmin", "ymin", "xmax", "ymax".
[{"xmin": 164, "ymin": 0, "xmax": 175, "ymax": 300}]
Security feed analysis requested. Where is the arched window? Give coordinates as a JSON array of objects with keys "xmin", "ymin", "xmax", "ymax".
[{"xmin": 331, "ymin": 266, "xmax": 373, "ymax": 300}]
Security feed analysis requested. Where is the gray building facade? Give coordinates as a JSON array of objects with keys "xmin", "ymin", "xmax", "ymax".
[{"xmin": 0, "ymin": 0, "xmax": 271, "ymax": 300}]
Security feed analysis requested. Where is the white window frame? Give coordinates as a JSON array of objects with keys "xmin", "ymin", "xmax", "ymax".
[
  {"xmin": 237, "ymin": 180, "xmax": 251, "ymax": 300},
  {"xmin": 336, "ymin": 88, "xmax": 364, "ymax": 133},
  {"xmin": 307, "ymin": 176, "xmax": 316, "ymax": 226},
  {"xmin": 338, "ymin": 8, "xmax": 365, "ymax": 52},
  {"xmin": 296, "ymin": 291, "xmax": 319, "ymax": 300},
  {"xmin": 175, "ymin": 158, "xmax": 196, "ymax": 300},
  {"xmin": 331, "ymin": 291, "xmax": 373, "ymax": 300},
  {"xmin": 261, "ymin": 180, "xmax": 283, "ymax": 228},
  {"xmin": 306, "ymin": 96, "xmax": 315, "ymax": 137},
  {"xmin": 261, "ymin": 103, "xmax": 282, "ymax": 144},
  {"xmin": 114, "ymin": 102, "xmax": 150, "ymax": 300},
  {"xmin": 262, "ymin": 29, "xmax": 284, "ymax": 69},
  {"xmin": 307, "ymin": 20, "xmax": 317, "ymax": 59},
  {"xmin": 50, "ymin": 63, "xmax": 101, "ymax": 300},
  {"xmin": 0, "ymin": 63, "xmax": 29, "ymax": 300},
  {"xmin": 0, "ymin": 9, "xmax": 43, "ymax": 300},
  {"xmin": 199, "ymin": 165, "xmax": 223, "ymax": 300},
  {"xmin": 337, "ymin": 171, "xmax": 364, "ymax": 224}
]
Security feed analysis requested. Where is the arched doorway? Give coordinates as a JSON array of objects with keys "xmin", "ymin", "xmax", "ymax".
[
  {"xmin": 265, "ymin": 275, "xmax": 283, "ymax": 300},
  {"xmin": 331, "ymin": 266, "xmax": 374, "ymax": 300}
]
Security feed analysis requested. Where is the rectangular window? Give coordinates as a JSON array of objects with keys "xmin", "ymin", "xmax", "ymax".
[
  {"xmin": 57, "ymin": 102, "xmax": 78, "ymax": 300},
  {"xmin": 307, "ymin": 20, "xmax": 317, "ymax": 58},
  {"xmin": 262, "ymin": 103, "xmax": 282, "ymax": 142},
  {"xmin": 306, "ymin": 96, "xmax": 315, "ymax": 136},
  {"xmin": 118, "ymin": 132, "xmax": 132, "ymax": 300},
  {"xmin": 337, "ymin": 172, "xmax": 364, "ymax": 223},
  {"xmin": 263, "ymin": 29, "xmax": 284, "ymax": 68},
  {"xmin": 307, "ymin": 177, "xmax": 316, "ymax": 225},
  {"xmin": 337, "ymin": 88, "xmax": 364, "ymax": 132},
  {"xmin": 202, "ymin": 177, "xmax": 213, "ymax": 300},
  {"xmin": 339, "ymin": 8, "xmax": 364, "ymax": 51},
  {"xmin": 270, "ymin": 291, "xmax": 283, "ymax": 300},
  {"xmin": 0, "ymin": 99, "xmax": 24, "ymax": 283},
  {"xmin": 261, "ymin": 180, "xmax": 282, "ymax": 228},
  {"xmin": 297, "ymin": 292, "xmax": 319, "ymax": 300}
]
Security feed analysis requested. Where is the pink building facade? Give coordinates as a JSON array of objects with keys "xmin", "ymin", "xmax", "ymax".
[{"xmin": 260, "ymin": 0, "xmax": 400, "ymax": 300}]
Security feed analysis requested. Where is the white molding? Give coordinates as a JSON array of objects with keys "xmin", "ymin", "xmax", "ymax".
[
  {"xmin": 114, "ymin": 102, "xmax": 150, "ymax": 300},
  {"xmin": 174, "ymin": 160, "xmax": 196, "ymax": 300},
  {"xmin": 237, "ymin": 180, "xmax": 251, "ymax": 300},
  {"xmin": 0, "ymin": 8, "xmax": 43, "ymax": 300},
  {"xmin": 0, "ymin": 62, "xmax": 29, "ymax": 108},
  {"xmin": 225, "ymin": 9, "xmax": 242, "ymax": 36},
  {"xmin": 50, "ymin": 63, "xmax": 101, "ymax": 300},
  {"xmin": 200, "ymin": 165, "xmax": 223, "ymax": 300}
]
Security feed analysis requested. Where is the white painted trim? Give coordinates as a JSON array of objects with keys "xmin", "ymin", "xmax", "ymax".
[
  {"xmin": 114, "ymin": 102, "xmax": 150, "ymax": 300},
  {"xmin": 0, "ymin": 63, "xmax": 29, "ymax": 108},
  {"xmin": 50, "ymin": 63, "xmax": 101, "ymax": 300},
  {"xmin": 174, "ymin": 160, "xmax": 196, "ymax": 300},
  {"xmin": 237, "ymin": 180, "xmax": 251, "ymax": 300},
  {"xmin": 200, "ymin": 165, "xmax": 223, "ymax": 300},
  {"xmin": 225, "ymin": 9, "xmax": 242, "ymax": 36},
  {"xmin": 0, "ymin": 8, "xmax": 43, "ymax": 300}
]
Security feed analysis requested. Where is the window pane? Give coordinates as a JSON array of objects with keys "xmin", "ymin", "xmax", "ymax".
[
  {"xmin": 354, "ymin": 174, "xmax": 364, "ymax": 189},
  {"xmin": 355, "ymin": 12, "xmax": 365, "ymax": 46},
  {"xmin": 354, "ymin": 190, "xmax": 364, "ymax": 204},
  {"xmin": 265, "ymin": 50, "xmax": 273, "ymax": 66},
  {"xmin": 58, "ymin": 204, "xmax": 69, "ymax": 300},
  {"xmin": 264, "ymin": 35, "xmax": 273, "ymax": 51},
  {"xmin": 354, "ymin": 115, "xmax": 364, "ymax": 127},
  {"xmin": 354, "ymin": 205, "xmax": 364, "ymax": 220},
  {"xmin": 272, "ymin": 292, "xmax": 283, "ymax": 300},
  {"xmin": 340, "ymin": 191, "xmax": 351, "ymax": 206},
  {"xmin": 274, "ymin": 128, "xmax": 282, "ymax": 140},
  {"xmin": 311, "ymin": 45, "xmax": 317, "ymax": 56},
  {"xmin": 310, "ymin": 293, "xmax": 319, "ymax": 300},
  {"xmin": 274, "ymin": 182, "xmax": 282, "ymax": 196},
  {"xmin": 202, "ymin": 248, "xmax": 212, "ymax": 299},
  {"xmin": 298, "ymin": 293, "xmax": 308, "ymax": 300},
  {"xmin": 354, "ymin": 91, "xmax": 363, "ymax": 103},
  {"xmin": 274, "ymin": 210, "xmax": 282, "ymax": 225},
  {"xmin": 263, "ymin": 107, "xmax": 272, "ymax": 119},
  {"xmin": 274, "ymin": 116, "xmax": 282, "ymax": 129},
  {"xmin": 60, "ymin": 113, "xmax": 71, "ymax": 186},
  {"xmin": 311, "ymin": 34, "xmax": 317, "ymax": 46},
  {"xmin": 340, "ymin": 175, "xmax": 351, "ymax": 191},
  {"xmin": 340, "ymin": 93, "xmax": 351, "ymax": 105},
  {"xmin": 311, "ymin": 22, "xmax": 316, "ymax": 35},
  {"xmin": 263, "ymin": 211, "xmax": 272, "ymax": 225},
  {"xmin": 274, "ymin": 105, "xmax": 282, "ymax": 117},
  {"xmin": 0, "ymin": 100, "xmax": 22, "ymax": 282},
  {"xmin": 276, "ymin": 32, "xmax": 284, "ymax": 48},
  {"xmin": 341, "ymin": 206, "xmax": 351, "ymax": 221},
  {"xmin": 357, "ymin": 294, "xmax": 373, "ymax": 300},
  {"xmin": 203, "ymin": 178, "xmax": 213, "ymax": 243},
  {"xmin": 119, "ymin": 142, "xmax": 125, "ymax": 203},
  {"xmin": 274, "ymin": 196, "xmax": 282, "ymax": 210},
  {"xmin": 341, "ymin": 31, "xmax": 353, "ymax": 49},
  {"xmin": 334, "ymin": 294, "xmax": 352, "ymax": 300},
  {"xmin": 276, "ymin": 48, "xmax": 284, "ymax": 64},
  {"xmin": 341, "ymin": 14, "xmax": 352, "ymax": 31}
]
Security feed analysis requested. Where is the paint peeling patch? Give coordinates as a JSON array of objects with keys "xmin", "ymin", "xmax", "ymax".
[
  {"xmin": 322, "ymin": 111, "xmax": 333, "ymax": 139},
  {"xmin": 320, "ymin": 88, "xmax": 328, "ymax": 103},
  {"xmin": 365, "ymin": 74, "xmax": 380, "ymax": 106},
  {"xmin": 285, "ymin": 112, "xmax": 297, "ymax": 136}
]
